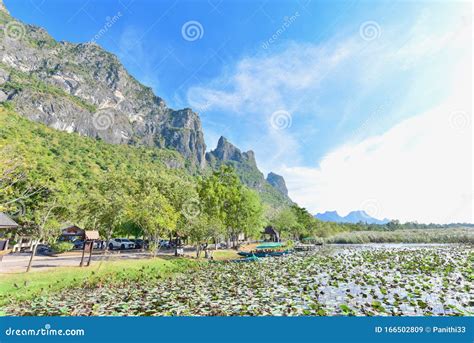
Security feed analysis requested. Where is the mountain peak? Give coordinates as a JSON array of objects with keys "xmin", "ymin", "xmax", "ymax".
[
  {"xmin": 315, "ymin": 210, "xmax": 389, "ymax": 224},
  {"xmin": 209, "ymin": 136, "xmax": 256, "ymax": 166},
  {"xmin": 0, "ymin": 0, "xmax": 9, "ymax": 15},
  {"xmin": 212, "ymin": 136, "xmax": 241, "ymax": 161}
]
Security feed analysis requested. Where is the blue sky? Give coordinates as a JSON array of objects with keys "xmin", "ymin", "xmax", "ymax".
[{"xmin": 6, "ymin": 0, "xmax": 472, "ymax": 223}]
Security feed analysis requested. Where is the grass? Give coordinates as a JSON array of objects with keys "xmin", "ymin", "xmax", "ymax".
[
  {"xmin": 211, "ymin": 250, "xmax": 240, "ymax": 260},
  {"xmin": 324, "ymin": 228, "xmax": 474, "ymax": 244},
  {"xmin": 0, "ymin": 257, "xmax": 200, "ymax": 309}
]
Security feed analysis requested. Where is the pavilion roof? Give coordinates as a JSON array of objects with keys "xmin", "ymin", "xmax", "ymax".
[{"xmin": 0, "ymin": 212, "xmax": 19, "ymax": 229}]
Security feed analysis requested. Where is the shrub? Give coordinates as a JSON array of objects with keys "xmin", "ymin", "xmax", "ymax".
[{"xmin": 50, "ymin": 242, "xmax": 74, "ymax": 253}]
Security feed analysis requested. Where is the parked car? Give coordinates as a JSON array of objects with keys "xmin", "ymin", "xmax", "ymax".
[
  {"xmin": 72, "ymin": 239, "xmax": 85, "ymax": 250},
  {"xmin": 159, "ymin": 240, "xmax": 171, "ymax": 248},
  {"xmin": 108, "ymin": 238, "xmax": 135, "ymax": 250},
  {"xmin": 131, "ymin": 239, "xmax": 149, "ymax": 249},
  {"xmin": 72, "ymin": 240, "xmax": 101, "ymax": 250},
  {"xmin": 36, "ymin": 244, "xmax": 52, "ymax": 255}
]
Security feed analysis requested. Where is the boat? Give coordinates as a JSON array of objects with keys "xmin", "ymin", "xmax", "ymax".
[
  {"xmin": 237, "ymin": 242, "xmax": 292, "ymax": 258},
  {"xmin": 231, "ymin": 254, "xmax": 260, "ymax": 263}
]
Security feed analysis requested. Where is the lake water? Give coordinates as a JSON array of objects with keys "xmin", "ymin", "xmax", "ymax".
[{"xmin": 6, "ymin": 244, "xmax": 473, "ymax": 316}]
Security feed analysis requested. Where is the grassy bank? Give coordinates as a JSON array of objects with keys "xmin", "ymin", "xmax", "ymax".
[
  {"xmin": 211, "ymin": 250, "xmax": 240, "ymax": 260},
  {"xmin": 324, "ymin": 228, "xmax": 474, "ymax": 244},
  {"xmin": 0, "ymin": 257, "xmax": 200, "ymax": 309}
]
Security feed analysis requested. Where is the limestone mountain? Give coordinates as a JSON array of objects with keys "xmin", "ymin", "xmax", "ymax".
[
  {"xmin": 0, "ymin": 0, "xmax": 8, "ymax": 15},
  {"xmin": 266, "ymin": 172, "xmax": 288, "ymax": 197},
  {"xmin": 315, "ymin": 210, "xmax": 389, "ymax": 225},
  {"xmin": 0, "ymin": 1, "xmax": 291, "ymax": 206},
  {"xmin": 206, "ymin": 137, "xmax": 292, "ymax": 206},
  {"xmin": 0, "ymin": 5, "xmax": 206, "ymax": 168}
]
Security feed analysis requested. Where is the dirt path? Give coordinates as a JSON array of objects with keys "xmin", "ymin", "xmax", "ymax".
[{"xmin": 0, "ymin": 250, "xmax": 170, "ymax": 273}]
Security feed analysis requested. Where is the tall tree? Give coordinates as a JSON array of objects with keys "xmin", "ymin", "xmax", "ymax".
[
  {"xmin": 270, "ymin": 207, "xmax": 299, "ymax": 239},
  {"xmin": 125, "ymin": 172, "xmax": 179, "ymax": 256},
  {"xmin": 26, "ymin": 196, "xmax": 70, "ymax": 272},
  {"xmin": 199, "ymin": 165, "xmax": 264, "ymax": 248},
  {"xmin": 79, "ymin": 171, "xmax": 130, "ymax": 249}
]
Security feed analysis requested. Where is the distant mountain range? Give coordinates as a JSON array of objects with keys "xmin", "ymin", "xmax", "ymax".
[{"xmin": 315, "ymin": 210, "xmax": 390, "ymax": 225}]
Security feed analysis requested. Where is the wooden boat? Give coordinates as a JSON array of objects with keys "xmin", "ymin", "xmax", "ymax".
[
  {"xmin": 232, "ymin": 254, "xmax": 259, "ymax": 263},
  {"xmin": 238, "ymin": 243, "xmax": 292, "ymax": 258}
]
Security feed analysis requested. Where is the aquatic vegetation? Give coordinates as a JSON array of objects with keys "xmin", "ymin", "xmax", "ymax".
[
  {"xmin": 324, "ymin": 228, "xmax": 474, "ymax": 244},
  {"xmin": 5, "ymin": 245, "xmax": 473, "ymax": 316}
]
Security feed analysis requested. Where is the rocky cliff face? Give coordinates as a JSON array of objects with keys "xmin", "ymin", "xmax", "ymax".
[
  {"xmin": 0, "ymin": 0, "xmax": 8, "ymax": 15},
  {"xmin": 206, "ymin": 137, "xmax": 292, "ymax": 206},
  {"xmin": 0, "ymin": 1, "xmax": 290, "ymax": 203},
  {"xmin": 266, "ymin": 172, "xmax": 288, "ymax": 196},
  {"xmin": 206, "ymin": 136, "xmax": 257, "ymax": 167},
  {"xmin": 0, "ymin": 5, "xmax": 206, "ymax": 167}
]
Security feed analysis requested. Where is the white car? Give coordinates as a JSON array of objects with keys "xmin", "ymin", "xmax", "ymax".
[{"xmin": 108, "ymin": 238, "xmax": 135, "ymax": 250}]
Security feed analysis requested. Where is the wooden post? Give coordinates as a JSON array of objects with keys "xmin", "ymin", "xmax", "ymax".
[
  {"xmin": 79, "ymin": 242, "xmax": 86, "ymax": 267},
  {"xmin": 86, "ymin": 241, "xmax": 93, "ymax": 266}
]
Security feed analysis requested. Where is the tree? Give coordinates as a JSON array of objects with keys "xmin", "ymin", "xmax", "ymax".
[
  {"xmin": 26, "ymin": 195, "xmax": 71, "ymax": 272},
  {"xmin": 79, "ymin": 171, "xmax": 130, "ymax": 249},
  {"xmin": 290, "ymin": 205, "xmax": 316, "ymax": 239},
  {"xmin": 186, "ymin": 214, "xmax": 224, "ymax": 258},
  {"xmin": 125, "ymin": 172, "xmax": 179, "ymax": 256},
  {"xmin": 198, "ymin": 165, "xmax": 264, "ymax": 248},
  {"xmin": 0, "ymin": 146, "xmax": 48, "ymax": 224},
  {"xmin": 270, "ymin": 207, "xmax": 299, "ymax": 239},
  {"xmin": 232, "ymin": 187, "xmax": 264, "ymax": 240}
]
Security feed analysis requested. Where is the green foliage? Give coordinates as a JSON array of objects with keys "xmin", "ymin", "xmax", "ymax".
[
  {"xmin": 198, "ymin": 166, "xmax": 264, "ymax": 244},
  {"xmin": 205, "ymin": 158, "xmax": 292, "ymax": 209},
  {"xmin": 324, "ymin": 228, "xmax": 474, "ymax": 244},
  {"xmin": 0, "ymin": 108, "xmax": 265, "ymax": 247},
  {"xmin": 270, "ymin": 207, "xmax": 299, "ymax": 239},
  {"xmin": 0, "ymin": 107, "xmax": 185, "ymax": 237},
  {"xmin": 125, "ymin": 172, "xmax": 179, "ymax": 245},
  {"xmin": 50, "ymin": 241, "xmax": 73, "ymax": 253}
]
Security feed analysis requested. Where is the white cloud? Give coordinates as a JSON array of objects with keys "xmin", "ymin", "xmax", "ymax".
[
  {"xmin": 187, "ymin": 39, "xmax": 357, "ymax": 115},
  {"xmin": 281, "ymin": 52, "xmax": 472, "ymax": 223},
  {"xmin": 278, "ymin": 8, "xmax": 472, "ymax": 223},
  {"xmin": 187, "ymin": 3, "xmax": 472, "ymax": 223}
]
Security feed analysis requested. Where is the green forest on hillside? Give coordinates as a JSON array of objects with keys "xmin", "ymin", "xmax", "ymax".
[
  {"xmin": 1, "ymin": 104, "xmax": 472, "ymax": 251},
  {"xmin": 0, "ymin": 105, "xmax": 316, "ymax": 249}
]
